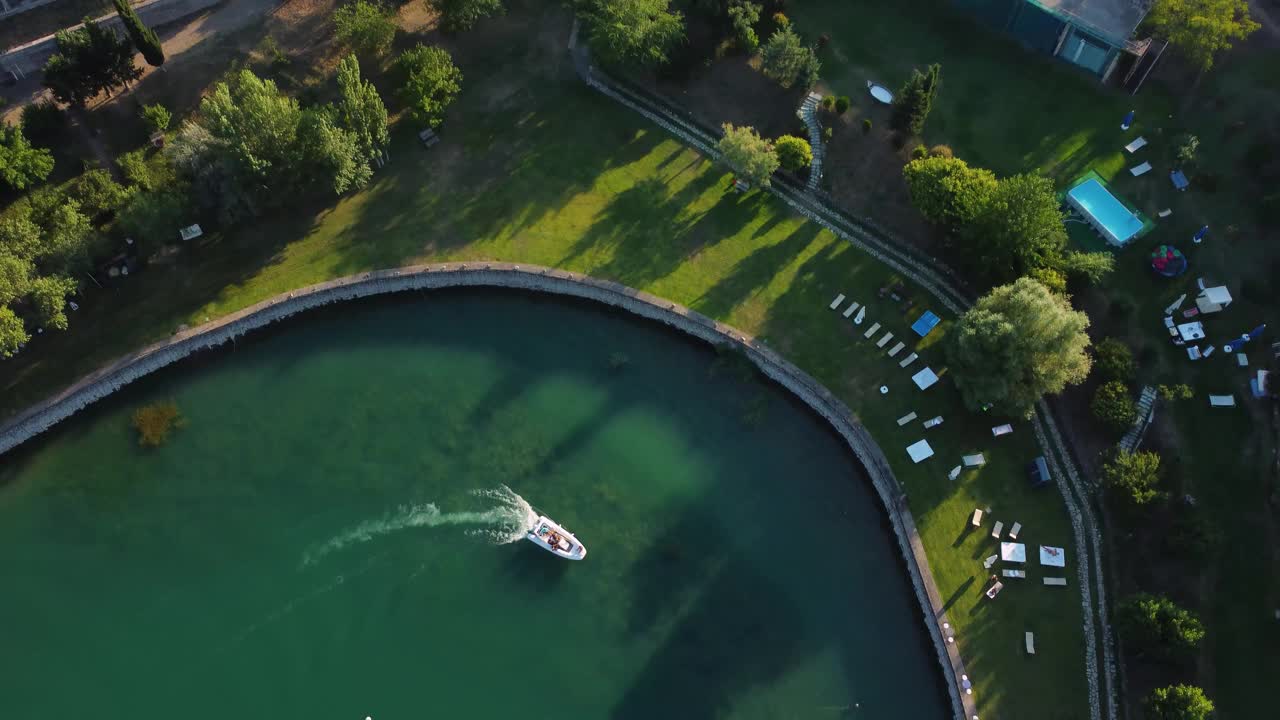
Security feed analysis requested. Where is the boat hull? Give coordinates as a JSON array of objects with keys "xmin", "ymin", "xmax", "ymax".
[{"xmin": 525, "ymin": 515, "xmax": 587, "ymax": 561}]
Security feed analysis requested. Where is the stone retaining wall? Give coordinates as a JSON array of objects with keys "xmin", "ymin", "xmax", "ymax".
[{"xmin": 0, "ymin": 262, "xmax": 960, "ymax": 716}]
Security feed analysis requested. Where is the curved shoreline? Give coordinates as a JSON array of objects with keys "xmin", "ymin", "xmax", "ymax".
[{"xmin": 0, "ymin": 263, "xmax": 965, "ymax": 716}]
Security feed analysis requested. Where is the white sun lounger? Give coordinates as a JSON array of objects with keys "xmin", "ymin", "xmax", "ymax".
[
  {"xmin": 1208, "ymin": 394, "xmax": 1236, "ymax": 407},
  {"xmin": 963, "ymin": 453, "xmax": 986, "ymax": 467},
  {"xmin": 1043, "ymin": 577, "xmax": 1067, "ymax": 587},
  {"xmin": 899, "ymin": 352, "xmax": 918, "ymax": 368},
  {"xmin": 1025, "ymin": 631, "xmax": 1036, "ymax": 654},
  {"xmin": 829, "ymin": 294, "xmax": 846, "ymax": 310},
  {"xmin": 1002, "ymin": 569, "xmax": 1025, "ymax": 579},
  {"xmin": 991, "ymin": 521, "xmax": 1003, "ymax": 539},
  {"xmin": 842, "ymin": 301, "xmax": 859, "ymax": 318},
  {"xmin": 948, "ymin": 465, "xmax": 961, "ymax": 481},
  {"xmin": 1009, "ymin": 522, "xmax": 1022, "ymax": 539},
  {"xmin": 1130, "ymin": 161, "xmax": 1153, "ymax": 176},
  {"xmin": 864, "ymin": 322, "xmax": 881, "ymax": 338},
  {"xmin": 971, "ymin": 509, "xmax": 983, "ymax": 527},
  {"xmin": 887, "ymin": 341, "xmax": 905, "ymax": 357},
  {"xmin": 1158, "ymin": 208, "xmax": 1172, "ymax": 218},
  {"xmin": 897, "ymin": 411, "xmax": 918, "ymax": 426},
  {"xmin": 992, "ymin": 424, "xmax": 1013, "ymax": 437},
  {"xmin": 1124, "ymin": 136, "xmax": 1148, "ymax": 153},
  {"xmin": 923, "ymin": 416, "xmax": 943, "ymax": 429},
  {"xmin": 876, "ymin": 332, "xmax": 894, "ymax": 348}
]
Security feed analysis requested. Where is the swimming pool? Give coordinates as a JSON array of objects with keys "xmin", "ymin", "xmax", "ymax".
[{"xmin": 1066, "ymin": 178, "xmax": 1144, "ymax": 246}]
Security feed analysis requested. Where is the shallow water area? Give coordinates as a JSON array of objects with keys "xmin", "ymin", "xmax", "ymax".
[{"xmin": 0, "ymin": 290, "xmax": 948, "ymax": 718}]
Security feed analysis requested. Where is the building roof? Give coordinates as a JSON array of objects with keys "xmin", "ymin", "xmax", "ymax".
[{"xmin": 1034, "ymin": 0, "xmax": 1151, "ymax": 43}]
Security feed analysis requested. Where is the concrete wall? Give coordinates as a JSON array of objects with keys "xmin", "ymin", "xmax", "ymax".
[{"xmin": 1, "ymin": 0, "xmax": 220, "ymax": 74}]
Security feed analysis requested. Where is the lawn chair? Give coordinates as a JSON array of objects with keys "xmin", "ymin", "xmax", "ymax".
[
  {"xmin": 971, "ymin": 509, "xmax": 983, "ymax": 527},
  {"xmin": 1124, "ymin": 136, "xmax": 1148, "ymax": 153},
  {"xmin": 828, "ymin": 293, "xmax": 846, "ymax": 310},
  {"xmin": 1002, "ymin": 569, "xmax": 1026, "ymax": 579},
  {"xmin": 1129, "ymin": 161, "xmax": 1153, "ymax": 176},
  {"xmin": 985, "ymin": 581, "xmax": 1005, "ymax": 599},
  {"xmin": 1025, "ymin": 632, "xmax": 1036, "ymax": 655},
  {"xmin": 923, "ymin": 416, "xmax": 944, "ymax": 429},
  {"xmin": 897, "ymin": 412, "xmax": 918, "ymax": 426},
  {"xmin": 991, "ymin": 521, "xmax": 1004, "ymax": 539},
  {"xmin": 1043, "ymin": 577, "xmax": 1067, "ymax": 587},
  {"xmin": 842, "ymin": 301, "xmax": 859, "ymax": 318},
  {"xmin": 991, "ymin": 424, "xmax": 1013, "ymax": 437},
  {"xmin": 1009, "ymin": 522, "xmax": 1022, "ymax": 539}
]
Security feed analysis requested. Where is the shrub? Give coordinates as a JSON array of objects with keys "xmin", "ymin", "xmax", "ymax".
[
  {"xmin": 1157, "ymin": 384, "xmax": 1193, "ymax": 401},
  {"xmin": 929, "ymin": 144, "xmax": 953, "ymax": 158},
  {"xmin": 727, "ymin": 0, "xmax": 761, "ymax": 51},
  {"xmin": 1092, "ymin": 380, "xmax": 1137, "ymax": 435},
  {"xmin": 1117, "ymin": 593, "xmax": 1205, "ymax": 662},
  {"xmin": 74, "ymin": 169, "xmax": 130, "ymax": 219},
  {"xmin": 1103, "ymin": 450, "xmax": 1164, "ymax": 511},
  {"xmin": 834, "ymin": 95, "xmax": 850, "ymax": 114},
  {"xmin": 1094, "ymin": 338, "xmax": 1135, "ymax": 382},
  {"xmin": 428, "ymin": 0, "xmax": 505, "ymax": 32},
  {"xmin": 1174, "ymin": 133, "xmax": 1199, "ymax": 166},
  {"xmin": 1166, "ymin": 504, "xmax": 1218, "ymax": 564},
  {"xmin": 823, "ymin": 126, "xmax": 832, "ymax": 141},
  {"xmin": 20, "ymin": 101, "xmax": 68, "ymax": 148},
  {"xmin": 117, "ymin": 149, "xmax": 153, "ymax": 189},
  {"xmin": 716, "ymin": 123, "xmax": 779, "ymax": 186},
  {"xmin": 862, "ymin": 118, "xmax": 872, "ymax": 134},
  {"xmin": 117, "ymin": 190, "xmax": 187, "ymax": 252},
  {"xmin": 760, "ymin": 27, "xmax": 820, "ymax": 89},
  {"xmin": 1146, "ymin": 684, "xmax": 1214, "ymax": 720},
  {"xmin": 333, "ymin": 0, "xmax": 397, "ymax": 57},
  {"xmin": 1027, "ymin": 266, "xmax": 1067, "ymax": 295},
  {"xmin": 910, "ymin": 144, "xmax": 928, "ymax": 160},
  {"xmin": 131, "ymin": 400, "xmax": 184, "ymax": 447},
  {"xmin": 772, "ymin": 12, "xmax": 789, "ymax": 27},
  {"xmin": 140, "ymin": 103, "xmax": 172, "ymax": 134},
  {"xmin": 821, "ymin": 94, "xmax": 835, "ymax": 111},
  {"xmin": 774, "ymin": 134, "xmax": 812, "ymax": 171}
]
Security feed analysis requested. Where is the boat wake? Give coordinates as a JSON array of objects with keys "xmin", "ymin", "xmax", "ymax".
[{"xmin": 303, "ymin": 485, "xmax": 536, "ymax": 565}]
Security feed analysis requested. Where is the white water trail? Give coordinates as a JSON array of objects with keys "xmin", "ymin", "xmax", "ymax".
[{"xmin": 303, "ymin": 485, "xmax": 536, "ymax": 565}]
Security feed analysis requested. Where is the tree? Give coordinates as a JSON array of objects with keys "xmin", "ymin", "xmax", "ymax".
[
  {"xmin": 774, "ymin": 134, "xmax": 811, "ymax": 171},
  {"xmin": 19, "ymin": 101, "xmax": 68, "ymax": 148},
  {"xmin": 962, "ymin": 173, "xmax": 1069, "ymax": 284},
  {"xmin": 0, "ymin": 305, "xmax": 27, "ymax": 358},
  {"xmin": 43, "ymin": 17, "xmax": 141, "ymax": 107},
  {"xmin": 1175, "ymin": 133, "xmax": 1199, "ymax": 165},
  {"xmin": 727, "ymin": 1, "xmax": 761, "ymax": 51},
  {"xmin": 582, "ymin": 0, "xmax": 685, "ymax": 69},
  {"xmin": 892, "ymin": 64, "xmax": 940, "ymax": 135},
  {"xmin": 946, "ymin": 277, "xmax": 1091, "ymax": 417},
  {"xmin": 760, "ymin": 27, "xmax": 819, "ymax": 89},
  {"xmin": 0, "ymin": 252, "xmax": 33, "ymax": 305},
  {"xmin": 198, "ymin": 69, "xmax": 303, "ymax": 199},
  {"xmin": 1092, "ymin": 380, "xmax": 1136, "ymax": 435},
  {"xmin": 112, "ymin": 0, "xmax": 165, "ymax": 67},
  {"xmin": 117, "ymin": 189, "xmax": 187, "ymax": 249},
  {"xmin": 74, "ymin": 168, "xmax": 130, "ymax": 218},
  {"xmin": 0, "ymin": 212, "xmax": 42, "ymax": 259},
  {"xmin": 37, "ymin": 199, "xmax": 94, "ymax": 272},
  {"xmin": 333, "ymin": 0, "xmax": 398, "ymax": 57},
  {"xmin": 1147, "ymin": 0, "xmax": 1258, "ymax": 73},
  {"xmin": 1057, "ymin": 249, "xmax": 1115, "ymax": 285},
  {"xmin": 1116, "ymin": 593, "xmax": 1205, "ymax": 662},
  {"xmin": 27, "ymin": 275, "xmax": 78, "ymax": 331},
  {"xmin": 1103, "ymin": 450, "xmax": 1165, "ymax": 511},
  {"xmin": 1094, "ymin": 338, "xmax": 1135, "ymax": 381},
  {"xmin": 0, "ymin": 124, "xmax": 55, "ymax": 193},
  {"xmin": 902, "ymin": 155, "xmax": 997, "ymax": 232},
  {"xmin": 297, "ymin": 108, "xmax": 373, "ymax": 195},
  {"xmin": 716, "ymin": 124, "xmax": 778, "ymax": 187},
  {"xmin": 1146, "ymin": 684, "xmax": 1214, "ymax": 720},
  {"xmin": 336, "ymin": 55, "xmax": 390, "ymax": 167},
  {"xmin": 428, "ymin": 0, "xmax": 505, "ymax": 32},
  {"xmin": 140, "ymin": 103, "xmax": 172, "ymax": 134},
  {"xmin": 395, "ymin": 44, "xmax": 463, "ymax": 128}
]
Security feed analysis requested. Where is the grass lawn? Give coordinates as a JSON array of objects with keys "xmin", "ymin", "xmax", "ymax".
[
  {"xmin": 792, "ymin": 1, "xmax": 1280, "ymax": 716},
  {"xmin": 0, "ymin": 6, "xmax": 1091, "ymax": 718}
]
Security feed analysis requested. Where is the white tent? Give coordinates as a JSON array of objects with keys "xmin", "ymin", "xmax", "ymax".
[
  {"xmin": 1000, "ymin": 542, "xmax": 1026, "ymax": 563},
  {"xmin": 912, "ymin": 367, "xmax": 939, "ymax": 390},
  {"xmin": 1195, "ymin": 285, "xmax": 1232, "ymax": 314},
  {"xmin": 906, "ymin": 439, "xmax": 934, "ymax": 463}
]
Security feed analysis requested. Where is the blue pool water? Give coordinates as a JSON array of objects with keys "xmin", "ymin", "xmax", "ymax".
[{"xmin": 1067, "ymin": 178, "xmax": 1143, "ymax": 245}]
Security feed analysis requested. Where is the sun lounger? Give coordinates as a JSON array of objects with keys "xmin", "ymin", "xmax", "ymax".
[
  {"xmin": 864, "ymin": 322, "xmax": 881, "ymax": 338},
  {"xmin": 1124, "ymin": 136, "xmax": 1148, "ymax": 153},
  {"xmin": 991, "ymin": 521, "xmax": 1003, "ymax": 539},
  {"xmin": 948, "ymin": 465, "xmax": 961, "ymax": 481},
  {"xmin": 876, "ymin": 332, "xmax": 894, "ymax": 348},
  {"xmin": 1002, "ymin": 569, "xmax": 1025, "ymax": 579},
  {"xmin": 899, "ymin": 352, "xmax": 918, "ymax": 368},
  {"xmin": 1202, "ymin": 345, "xmax": 1215, "ymax": 358},
  {"xmin": 1238, "ymin": 353, "xmax": 1249, "ymax": 367},
  {"xmin": 985, "ymin": 581, "xmax": 1004, "ymax": 599},
  {"xmin": 1187, "ymin": 345, "xmax": 1202, "ymax": 360},
  {"xmin": 829, "ymin": 294, "xmax": 846, "ymax": 310},
  {"xmin": 971, "ymin": 509, "xmax": 983, "ymax": 527},
  {"xmin": 983, "ymin": 554, "xmax": 998, "ymax": 569},
  {"xmin": 923, "ymin": 416, "xmax": 943, "ymax": 429},
  {"xmin": 887, "ymin": 341, "xmax": 905, "ymax": 357},
  {"xmin": 992, "ymin": 424, "xmax": 1013, "ymax": 437},
  {"xmin": 842, "ymin": 301, "xmax": 859, "ymax": 318},
  {"xmin": 1009, "ymin": 522, "xmax": 1022, "ymax": 539},
  {"xmin": 1130, "ymin": 161, "xmax": 1153, "ymax": 176},
  {"xmin": 897, "ymin": 411, "xmax": 918, "ymax": 426},
  {"xmin": 1158, "ymin": 208, "xmax": 1172, "ymax": 218},
  {"xmin": 1208, "ymin": 394, "xmax": 1236, "ymax": 407},
  {"xmin": 963, "ymin": 453, "xmax": 986, "ymax": 467},
  {"xmin": 1026, "ymin": 632, "xmax": 1036, "ymax": 654},
  {"xmin": 1043, "ymin": 577, "xmax": 1067, "ymax": 587}
]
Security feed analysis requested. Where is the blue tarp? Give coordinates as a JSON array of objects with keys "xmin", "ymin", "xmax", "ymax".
[
  {"xmin": 1170, "ymin": 170, "xmax": 1189, "ymax": 190},
  {"xmin": 912, "ymin": 311, "xmax": 941, "ymax": 337}
]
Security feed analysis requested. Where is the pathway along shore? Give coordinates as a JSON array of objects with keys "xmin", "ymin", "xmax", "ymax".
[{"xmin": 0, "ymin": 263, "xmax": 966, "ymax": 719}]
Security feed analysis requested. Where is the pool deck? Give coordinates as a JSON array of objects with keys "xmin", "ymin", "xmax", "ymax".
[{"xmin": 0, "ymin": 262, "xmax": 972, "ymax": 720}]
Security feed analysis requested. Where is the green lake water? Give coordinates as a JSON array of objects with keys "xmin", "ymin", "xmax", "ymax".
[{"xmin": 0, "ymin": 291, "xmax": 948, "ymax": 719}]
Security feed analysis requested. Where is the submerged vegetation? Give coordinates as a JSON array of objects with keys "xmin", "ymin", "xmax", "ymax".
[{"xmin": 131, "ymin": 400, "xmax": 184, "ymax": 447}]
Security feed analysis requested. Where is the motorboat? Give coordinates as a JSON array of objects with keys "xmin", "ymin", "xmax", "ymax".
[{"xmin": 526, "ymin": 514, "xmax": 587, "ymax": 560}]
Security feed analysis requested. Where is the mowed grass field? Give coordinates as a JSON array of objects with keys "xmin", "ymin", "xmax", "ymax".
[
  {"xmin": 0, "ymin": 5, "xmax": 1089, "ymax": 718},
  {"xmin": 792, "ymin": 1, "xmax": 1279, "ymax": 716}
]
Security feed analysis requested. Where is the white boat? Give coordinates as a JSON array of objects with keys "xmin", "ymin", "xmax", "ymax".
[{"xmin": 525, "ymin": 514, "xmax": 587, "ymax": 560}]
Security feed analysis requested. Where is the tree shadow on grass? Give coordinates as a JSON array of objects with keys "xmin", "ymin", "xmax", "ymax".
[{"xmin": 691, "ymin": 220, "xmax": 823, "ymax": 320}]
